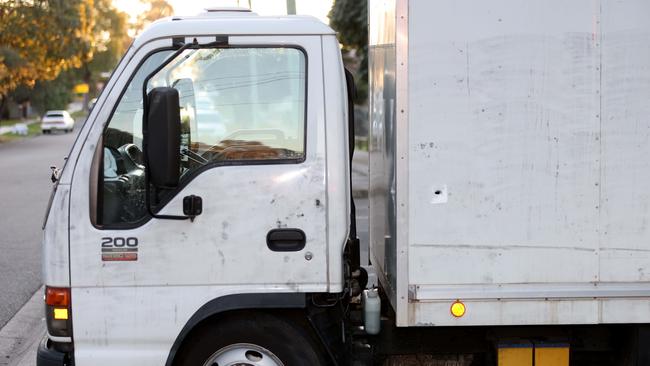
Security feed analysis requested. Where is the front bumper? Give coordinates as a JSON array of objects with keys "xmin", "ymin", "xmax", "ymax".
[{"xmin": 37, "ymin": 337, "xmax": 72, "ymax": 366}]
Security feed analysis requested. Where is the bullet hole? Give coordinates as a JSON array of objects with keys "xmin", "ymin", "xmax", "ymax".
[
  {"xmin": 434, "ymin": 190, "xmax": 442, "ymax": 195},
  {"xmin": 315, "ymin": 199, "xmax": 321, "ymax": 206}
]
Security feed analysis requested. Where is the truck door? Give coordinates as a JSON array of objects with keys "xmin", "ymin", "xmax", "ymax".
[{"xmin": 67, "ymin": 35, "xmax": 329, "ymax": 365}]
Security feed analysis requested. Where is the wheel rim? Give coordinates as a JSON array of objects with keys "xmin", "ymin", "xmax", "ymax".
[{"xmin": 202, "ymin": 343, "xmax": 285, "ymax": 366}]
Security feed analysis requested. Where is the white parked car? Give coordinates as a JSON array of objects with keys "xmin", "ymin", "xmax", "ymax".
[{"xmin": 41, "ymin": 110, "xmax": 74, "ymax": 134}]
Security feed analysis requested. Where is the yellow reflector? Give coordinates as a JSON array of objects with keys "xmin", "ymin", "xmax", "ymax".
[
  {"xmin": 535, "ymin": 344, "xmax": 569, "ymax": 366},
  {"xmin": 498, "ymin": 345, "xmax": 533, "ymax": 366},
  {"xmin": 450, "ymin": 300, "xmax": 466, "ymax": 317},
  {"xmin": 53, "ymin": 308, "xmax": 68, "ymax": 320}
]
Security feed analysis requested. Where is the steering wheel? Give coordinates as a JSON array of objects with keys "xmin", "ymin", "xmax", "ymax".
[
  {"xmin": 117, "ymin": 143, "xmax": 144, "ymax": 167},
  {"xmin": 102, "ymin": 144, "xmax": 147, "ymax": 223}
]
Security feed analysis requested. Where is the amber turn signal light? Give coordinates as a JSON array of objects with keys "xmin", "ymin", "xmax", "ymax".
[
  {"xmin": 451, "ymin": 300, "xmax": 466, "ymax": 318},
  {"xmin": 46, "ymin": 287, "xmax": 70, "ymax": 306}
]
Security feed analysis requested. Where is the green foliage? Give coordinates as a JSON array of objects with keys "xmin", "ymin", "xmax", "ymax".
[
  {"xmin": 29, "ymin": 70, "xmax": 76, "ymax": 113},
  {"xmin": 0, "ymin": 122, "xmax": 42, "ymax": 143},
  {"xmin": 329, "ymin": 0, "xmax": 368, "ymax": 102},
  {"xmin": 88, "ymin": 0, "xmax": 131, "ymax": 76},
  {"xmin": 0, "ymin": 0, "xmax": 96, "ymax": 95},
  {"xmin": 0, "ymin": 0, "xmax": 133, "ymax": 119}
]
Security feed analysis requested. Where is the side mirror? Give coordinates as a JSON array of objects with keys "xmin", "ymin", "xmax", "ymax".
[{"xmin": 145, "ymin": 87, "xmax": 181, "ymax": 189}]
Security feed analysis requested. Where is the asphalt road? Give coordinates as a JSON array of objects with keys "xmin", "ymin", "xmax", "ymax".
[{"xmin": 0, "ymin": 125, "xmax": 78, "ymax": 329}]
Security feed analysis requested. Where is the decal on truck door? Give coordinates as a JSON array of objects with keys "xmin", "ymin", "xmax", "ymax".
[{"xmin": 101, "ymin": 237, "xmax": 138, "ymax": 261}]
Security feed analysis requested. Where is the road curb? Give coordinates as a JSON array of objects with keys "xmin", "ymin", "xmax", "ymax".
[{"xmin": 0, "ymin": 286, "xmax": 45, "ymax": 366}]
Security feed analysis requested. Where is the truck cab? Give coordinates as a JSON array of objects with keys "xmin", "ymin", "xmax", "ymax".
[
  {"xmin": 40, "ymin": 9, "xmax": 353, "ymax": 366},
  {"xmin": 40, "ymin": 2, "xmax": 650, "ymax": 366}
]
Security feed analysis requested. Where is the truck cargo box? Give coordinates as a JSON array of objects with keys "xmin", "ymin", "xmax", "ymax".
[{"xmin": 369, "ymin": 0, "xmax": 650, "ymax": 326}]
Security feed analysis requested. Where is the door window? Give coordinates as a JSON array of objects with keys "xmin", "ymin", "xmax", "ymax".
[{"xmin": 98, "ymin": 46, "xmax": 307, "ymax": 226}]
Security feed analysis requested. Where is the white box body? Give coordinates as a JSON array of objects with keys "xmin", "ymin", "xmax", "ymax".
[{"xmin": 369, "ymin": 0, "xmax": 650, "ymax": 326}]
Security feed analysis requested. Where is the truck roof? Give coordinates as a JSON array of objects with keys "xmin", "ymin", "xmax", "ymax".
[{"xmin": 134, "ymin": 14, "xmax": 335, "ymax": 48}]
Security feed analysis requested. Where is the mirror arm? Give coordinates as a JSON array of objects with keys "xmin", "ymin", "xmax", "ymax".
[{"xmin": 145, "ymin": 188, "xmax": 190, "ymax": 221}]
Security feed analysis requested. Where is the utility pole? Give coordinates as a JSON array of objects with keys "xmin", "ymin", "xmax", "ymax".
[
  {"xmin": 286, "ymin": 0, "xmax": 296, "ymax": 14},
  {"xmin": 237, "ymin": 0, "xmax": 253, "ymax": 9}
]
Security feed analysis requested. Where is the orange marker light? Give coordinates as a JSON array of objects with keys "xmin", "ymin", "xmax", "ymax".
[
  {"xmin": 450, "ymin": 300, "xmax": 466, "ymax": 318},
  {"xmin": 46, "ymin": 287, "xmax": 70, "ymax": 306}
]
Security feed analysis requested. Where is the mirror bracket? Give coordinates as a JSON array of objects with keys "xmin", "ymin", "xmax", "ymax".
[{"xmin": 183, "ymin": 195, "xmax": 203, "ymax": 222}]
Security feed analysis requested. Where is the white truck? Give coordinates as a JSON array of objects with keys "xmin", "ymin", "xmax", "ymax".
[{"xmin": 38, "ymin": 2, "xmax": 650, "ymax": 366}]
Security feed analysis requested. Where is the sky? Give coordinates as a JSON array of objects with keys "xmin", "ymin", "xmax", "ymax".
[{"xmin": 113, "ymin": 0, "xmax": 334, "ymax": 24}]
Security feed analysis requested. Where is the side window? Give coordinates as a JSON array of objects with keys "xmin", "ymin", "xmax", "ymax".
[
  {"xmin": 98, "ymin": 47, "xmax": 307, "ymax": 226},
  {"xmin": 149, "ymin": 47, "xmax": 306, "ymax": 173}
]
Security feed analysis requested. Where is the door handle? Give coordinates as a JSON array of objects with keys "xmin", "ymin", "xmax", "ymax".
[{"xmin": 266, "ymin": 229, "xmax": 306, "ymax": 252}]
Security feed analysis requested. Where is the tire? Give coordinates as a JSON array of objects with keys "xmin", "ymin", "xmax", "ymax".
[{"xmin": 175, "ymin": 312, "xmax": 328, "ymax": 366}]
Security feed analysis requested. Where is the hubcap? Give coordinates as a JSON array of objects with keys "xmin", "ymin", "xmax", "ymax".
[{"xmin": 202, "ymin": 343, "xmax": 285, "ymax": 366}]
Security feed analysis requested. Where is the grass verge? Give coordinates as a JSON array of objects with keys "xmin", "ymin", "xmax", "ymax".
[
  {"xmin": 0, "ymin": 118, "xmax": 25, "ymax": 127},
  {"xmin": 0, "ymin": 123, "xmax": 42, "ymax": 143},
  {"xmin": 71, "ymin": 110, "xmax": 87, "ymax": 119}
]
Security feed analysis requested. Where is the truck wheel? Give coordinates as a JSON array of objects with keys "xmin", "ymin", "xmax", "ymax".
[{"xmin": 175, "ymin": 312, "xmax": 327, "ymax": 366}]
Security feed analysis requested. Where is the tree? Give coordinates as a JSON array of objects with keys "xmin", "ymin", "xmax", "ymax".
[
  {"xmin": 134, "ymin": 0, "xmax": 174, "ymax": 35},
  {"xmin": 88, "ymin": 0, "xmax": 130, "ymax": 75},
  {"xmin": 329, "ymin": 0, "xmax": 368, "ymax": 102},
  {"xmin": 79, "ymin": 0, "xmax": 131, "ymax": 109},
  {"xmin": 0, "ymin": 0, "xmax": 95, "ymax": 94},
  {"xmin": 7, "ymin": 68, "xmax": 78, "ymax": 115},
  {"xmin": 0, "ymin": 0, "xmax": 96, "ymax": 117}
]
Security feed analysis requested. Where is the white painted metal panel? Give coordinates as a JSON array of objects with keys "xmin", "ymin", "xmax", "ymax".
[
  {"xmin": 42, "ymin": 185, "xmax": 70, "ymax": 287},
  {"xmin": 368, "ymin": 0, "xmax": 398, "ymax": 310},
  {"xmin": 133, "ymin": 16, "xmax": 334, "ymax": 49},
  {"xmin": 321, "ymin": 34, "xmax": 351, "ymax": 292},
  {"xmin": 598, "ymin": 0, "xmax": 650, "ymax": 282},
  {"xmin": 408, "ymin": 0, "xmax": 600, "ymax": 276},
  {"xmin": 410, "ymin": 299, "xmax": 600, "ymax": 327},
  {"xmin": 396, "ymin": 0, "xmax": 650, "ymax": 326}
]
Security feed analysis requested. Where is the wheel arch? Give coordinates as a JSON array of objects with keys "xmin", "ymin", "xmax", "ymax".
[{"xmin": 165, "ymin": 292, "xmax": 323, "ymax": 366}]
